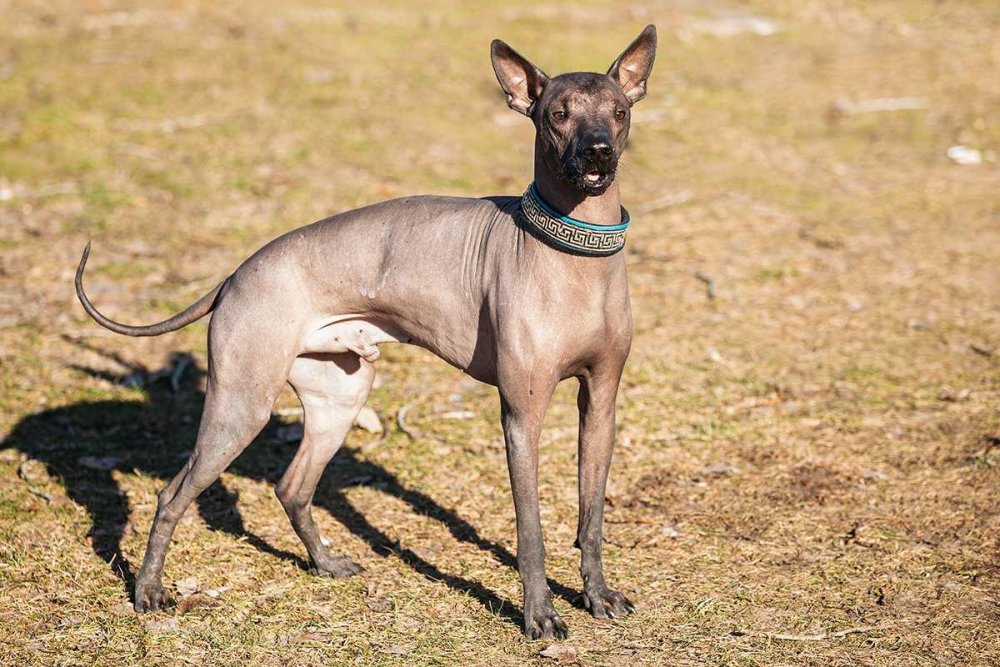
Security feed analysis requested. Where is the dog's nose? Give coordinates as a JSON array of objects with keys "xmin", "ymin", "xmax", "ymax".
[{"xmin": 583, "ymin": 142, "xmax": 613, "ymax": 161}]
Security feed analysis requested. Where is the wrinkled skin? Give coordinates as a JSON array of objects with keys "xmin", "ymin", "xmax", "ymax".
[{"xmin": 75, "ymin": 25, "xmax": 657, "ymax": 641}]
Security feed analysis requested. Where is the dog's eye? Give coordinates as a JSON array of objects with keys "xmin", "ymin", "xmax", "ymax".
[
  {"xmin": 552, "ymin": 110, "xmax": 567, "ymax": 121},
  {"xmin": 615, "ymin": 109, "xmax": 627, "ymax": 121}
]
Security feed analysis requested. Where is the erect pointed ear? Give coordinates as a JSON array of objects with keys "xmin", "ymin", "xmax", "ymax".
[
  {"xmin": 490, "ymin": 39, "xmax": 549, "ymax": 116},
  {"xmin": 607, "ymin": 25, "xmax": 657, "ymax": 105}
]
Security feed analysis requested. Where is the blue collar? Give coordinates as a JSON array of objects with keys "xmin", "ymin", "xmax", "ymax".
[{"xmin": 518, "ymin": 183, "xmax": 630, "ymax": 256}]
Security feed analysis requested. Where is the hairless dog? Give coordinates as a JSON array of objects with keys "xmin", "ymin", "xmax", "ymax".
[{"xmin": 76, "ymin": 26, "xmax": 657, "ymax": 640}]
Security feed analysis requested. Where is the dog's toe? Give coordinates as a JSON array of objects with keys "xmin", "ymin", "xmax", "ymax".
[
  {"xmin": 310, "ymin": 555, "xmax": 363, "ymax": 578},
  {"xmin": 583, "ymin": 588, "xmax": 635, "ymax": 620},
  {"xmin": 524, "ymin": 606, "xmax": 569, "ymax": 641},
  {"xmin": 133, "ymin": 579, "xmax": 169, "ymax": 613}
]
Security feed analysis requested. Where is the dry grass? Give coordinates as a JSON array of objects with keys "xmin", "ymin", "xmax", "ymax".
[{"xmin": 1, "ymin": 1, "xmax": 998, "ymax": 665}]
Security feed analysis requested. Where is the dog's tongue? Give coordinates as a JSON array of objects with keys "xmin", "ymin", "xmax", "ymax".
[{"xmin": 585, "ymin": 170, "xmax": 601, "ymax": 183}]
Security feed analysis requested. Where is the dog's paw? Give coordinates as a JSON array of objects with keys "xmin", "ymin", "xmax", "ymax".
[
  {"xmin": 310, "ymin": 554, "xmax": 363, "ymax": 578},
  {"xmin": 523, "ymin": 604, "xmax": 569, "ymax": 641},
  {"xmin": 582, "ymin": 588, "xmax": 635, "ymax": 619},
  {"xmin": 133, "ymin": 578, "xmax": 170, "ymax": 613}
]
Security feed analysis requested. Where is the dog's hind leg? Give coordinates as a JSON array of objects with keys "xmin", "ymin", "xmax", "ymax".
[
  {"xmin": 132, "ymin": 372, "xmax": 281, "ymax": 612},
  {"xmin": 278, "ymin": 352, "xmax": 374, "ymax": 577}
]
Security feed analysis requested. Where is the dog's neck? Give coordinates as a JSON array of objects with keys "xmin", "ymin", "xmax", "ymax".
[{"xmin": 533, "ymin": 155, "xmax": 623, "ymax": 227}]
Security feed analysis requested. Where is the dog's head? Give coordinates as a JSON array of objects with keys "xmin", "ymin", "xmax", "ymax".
[{"xmin": 490, "ymin": 26, "xmax": 656, "ymax": 196}]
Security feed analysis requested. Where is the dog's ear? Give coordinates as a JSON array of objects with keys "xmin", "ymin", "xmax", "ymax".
[
  {"xmin": 607, "ymin": 25, "xmax": 657, "ymax": 105},
  {"xmin": 490, "ymin": 40, "xmax": 549, "ymax": 116}
]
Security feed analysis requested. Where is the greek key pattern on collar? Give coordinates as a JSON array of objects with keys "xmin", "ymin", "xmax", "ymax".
[{"xmin": 519, "ymin": 185, "xmax": 629, "ymax": 257}]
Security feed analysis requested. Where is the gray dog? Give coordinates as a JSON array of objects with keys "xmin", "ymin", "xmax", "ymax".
[{"xmin": 76, "ymin": 25, "xmax": 657, "ymax": 640}]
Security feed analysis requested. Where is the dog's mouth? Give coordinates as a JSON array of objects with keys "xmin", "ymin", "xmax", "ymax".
[
  {"xmin": 572, "ymin": 165, "xmax": 615, "ymax": 195},
  {"xmin": 553, "ymin": 146, "xmax": 618, "ymax": 196},
  {"xmin": 584, "ymin": 169, "xmax": 610, "ymax": 187}
]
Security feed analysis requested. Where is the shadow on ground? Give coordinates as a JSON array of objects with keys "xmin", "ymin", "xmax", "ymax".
[{"xmin": 2, "ymin": 342, "xmax": 584, "ymax": 628}]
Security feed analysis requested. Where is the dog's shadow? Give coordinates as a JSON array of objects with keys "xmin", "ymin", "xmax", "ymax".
[{"xmin": 2, "ymin": 343, "xmax": 584, "ymax": 628}]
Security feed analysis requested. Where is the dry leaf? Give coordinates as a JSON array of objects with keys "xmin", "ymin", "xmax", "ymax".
[
  {"xmin": 539, "ymin": 643, "xmax": 578, "ymax": 661},
  {"xmin": 174, "ymin": 576, "xmax": 200, "ymax": 596},
  {"xmin": 204, "ymin": 585, "xmax": 231, "ymax": 598},
  {"xmin": 177, "ymin": 594, "xmax": 213, "ymax": 615}
]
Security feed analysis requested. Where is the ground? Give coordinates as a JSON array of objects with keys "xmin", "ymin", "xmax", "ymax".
[{"xmin": 0, "ymin": 1, "xmax": 998, "ymax": 665}]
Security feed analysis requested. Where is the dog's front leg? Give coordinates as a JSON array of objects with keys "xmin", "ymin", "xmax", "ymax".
[
  {"xmin": 499, "ymin": 375, "xmax": 568, "ymax": 640},
  {"xmin": 576, "ymin": 367, "xmax": 635, "ymax": 619}
]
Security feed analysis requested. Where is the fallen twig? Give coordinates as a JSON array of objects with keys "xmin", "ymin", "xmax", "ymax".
[
  {"xmin": 970, "ymin": 343, "xmax": 994, "ymax": 358},
  {"xmin": 694, "ymin": 271, "xmax": 716, "ymax": 300},
  {"xmin": 395, "ymin": 402, "xmax": 429, "ymax": 441},
  {"xmin": 397, "ymin": 403, "xmax": 418, "ymax": 440},
  {"xmin": 731, "ymin": 625, "xmax": 876, "ymax": 641},
  {"xmin": 833, "ymin": 96, "xmax": 927, "ymax": 116},
  {"xmin": 798, "ymin": 228, "xmax": 843, "ymax": 250},
  {"xmin": 398, "ymin": 402, "xmax": 444, "ymax": 443}
]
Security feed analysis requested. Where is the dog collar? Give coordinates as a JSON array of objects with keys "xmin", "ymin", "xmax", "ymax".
[{"xmin": 518, "ymin": 183, "xmax": 630, "ymax": 257}]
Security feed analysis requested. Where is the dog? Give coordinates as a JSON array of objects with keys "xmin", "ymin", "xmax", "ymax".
[{"xmin": 76, "ymin": 25, "xmax": 657, "ymax": 640}]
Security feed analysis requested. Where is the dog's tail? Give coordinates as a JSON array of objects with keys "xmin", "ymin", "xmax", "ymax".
[{"xmin": 75, "ymin": 242, "xmax": 225, "ymax": 337}]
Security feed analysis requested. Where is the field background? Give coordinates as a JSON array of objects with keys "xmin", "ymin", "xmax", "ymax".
[{"xmin": 1, "ymin": 1, "xmax": 998, "ymax": 665}]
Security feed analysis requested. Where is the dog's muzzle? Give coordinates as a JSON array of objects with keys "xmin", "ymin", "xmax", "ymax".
[{"xmin": 567, "ymin": 141, "xmax": 617, "ymax": 195}]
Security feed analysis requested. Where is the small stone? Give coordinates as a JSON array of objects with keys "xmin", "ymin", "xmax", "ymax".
[
  {"xmin": 438, "ymin": 410, "xmax": 475, "ymax": 420},
  {"xmin": 937, "ymin": 387, "xmax": 970, "ymax": 402},
  {"xmin": 661, "ymin": 525, "xmax": 680, "ymax": 539},
  {"xmin": 947, "ymin": 145, "xmax": 982, "ymax": 165},
  {"xmin": 353, "ymin": 407, "xmax": 383, "ymax": 434}
]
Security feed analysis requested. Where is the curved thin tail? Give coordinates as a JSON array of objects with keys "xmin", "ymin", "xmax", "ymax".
[{"xmin": 75, "ymin": 242, "xmax": 225, "ymax": 337}]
